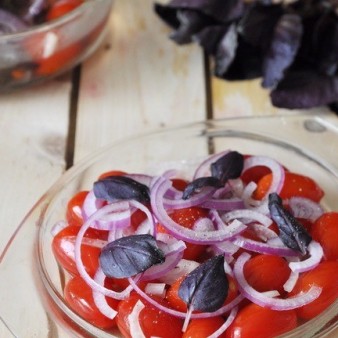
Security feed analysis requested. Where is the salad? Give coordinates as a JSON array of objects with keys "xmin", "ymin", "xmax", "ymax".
[
  {"xmin": 51, "ymin": 150, "xmax": 338, "ymax": 337},
  {"xmin": 0, "ymin": 0, "xmax": 107, "ymax": 89}
]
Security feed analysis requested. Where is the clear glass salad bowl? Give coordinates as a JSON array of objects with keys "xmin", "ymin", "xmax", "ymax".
[
  {"xmin": 0, "ymin": 113, "xmax": 337, "ymax": 337},
  {"xmin": 0, "ymin": 0, "xmax": 112, "ymax": 91}
]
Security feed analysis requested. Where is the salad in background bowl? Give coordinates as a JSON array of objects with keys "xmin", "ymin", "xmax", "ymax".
[
  {"xmin": 0, "ymin": 0, "xmax": 112, "ymax": 90},
  {"xmin": 0, "ymin": 114, "xmax": 337, "ymax": 337}
]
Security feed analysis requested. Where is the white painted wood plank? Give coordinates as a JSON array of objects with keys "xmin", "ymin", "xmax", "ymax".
[
  {"xmin": 0, "ymin": 80, "xmax": 71, "ymax": 254},
  {"xmin": 75, "ymin": 0, "xmax": 206, "ymax": 162}
]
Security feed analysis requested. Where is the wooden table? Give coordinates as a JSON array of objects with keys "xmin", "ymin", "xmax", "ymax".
[{"xmin": 0, "ymin": 0, "xmax": 337, "ymax": 336}]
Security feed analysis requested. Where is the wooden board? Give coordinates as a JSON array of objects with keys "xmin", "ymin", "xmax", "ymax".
[{"xmin": 74, "ymin": 0, "xmax": 206, "ymax": 162}]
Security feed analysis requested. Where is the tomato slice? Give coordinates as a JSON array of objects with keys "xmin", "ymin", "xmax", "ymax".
[
  {"xmin": 244, "ymin": 254, "xmax": 291, "ymax": 295},
  {"xmin": 46, "ymin": 0, "xmax": 84, "ymax": 21},
  {"xmin": 225, "ymin": 303, "xmax": 297, "ymax": 338},
  {"xmin": 66, "ymin": 190, "xmax": 88, "ymax": 227},
  {"xmin": 183, "ymin": 316, "xmax": 227, "ymax": 338},
  {"xmin": 311, "ymin": 212, "xmax": 338, "ymax": 261},
  {"xmin": 289, "ymin": 261, "xmax": 338, "ymax": 320},
  {"xmin": 254, "ymin": 172, "xmax": 324, "ymax": 202},
  {"xmin": 64, "ymin": 276, "xmax": 118, "ymax": 329},
  {"xmin": 98, "ymin": 170, "xmax": 127, "ymax": 180},
  {"xmin": 116, "ymin": 293, "xmax": 183, "ymax": 338},
  {"xmin": 52, "ymin": 225, "xmax": 108, "ymax": 277}
]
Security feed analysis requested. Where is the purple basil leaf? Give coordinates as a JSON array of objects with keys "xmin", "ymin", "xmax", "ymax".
[
  {"xmin": 154, "ymin": 3, "xmax": 180, "ymax": 28},
  {"xmin": 182, "ymin": 176, "xmax": 222, "ymax": 200},
  {"xmin": 268, "ymin": 193, "xmax": 312, "ymax": 255},
  {"xmin": 238, "ymin": 3, "xmax": 283, "ymax": 50},
  {"xmin": 214, "ymin": 24, "xmax": 238, "ymax": 77},
  {"xmin": 262, "ymin": 14, "xmax": 303, "ymax": 89},
  {"xmin": 93, "ymin": 175, "xmax": 150, "ymax": 203},
  {"xmin": 100, "ymin": 234, "xmax": 165, "ymax": 278},
  {"xmin": 211, "ymin": 151, "xmax": 244, "ymax": 184},
  {"xmin": 164, "ymin": 0, "xmax": 245, "ymax": 23},
  {"xmin": 220, "ymin": 37, "xmax": 263, "ymax": 80},
  {"xmin": 0, "ymin": 9, "xmax": 28, "ymax": 34},
  {"xmin": 194, "ymin": 25, "xmax": 229, "ymax": 55},
  {"xmin": 178, "ymin": 255, "xmax": 228, "ymax": 312},
  {"xmin": 313, "ymin": 12, "xmax": 338, "ymax": 76},
  {"xmin": 271, "ymin": 70, "xmax": 338, "ymax": 109},
  {"xmin": 170, "ymin": 9, "xmax": 213, "ymax": 45}
]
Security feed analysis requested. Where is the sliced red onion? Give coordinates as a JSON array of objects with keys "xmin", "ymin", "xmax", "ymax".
[
  {"xmin": 232, "ymin": 236, "xmax": 298, "ymax": 257},
  {"xmin": 145, "ymin": 282, "xmax": 166, "ymax": 298},
  {"xmin": 74, "ymin": 203, "xmax": 134, "ymax": 299},
  {"xmin": 242, "ymin": 156, "xmax": 285, "ymax": 213},
  {"xmin": 207, "ymin": 306, "xmax": 238, "ymax": 338},
  {"xmin": 201, "ymin": 197, "xmax": 245, "ymax": 211},
  {"xmin": 242, "ymin": 182, "xmax": 261, "ymax": 208},
  {"xmin": 0, "ymin": 9, "xmax": 28, "ymax": 34},
  {"xmin": 82, "ymin": 190, "xmax": 105, "ymax": 221},
  {"xmin": 283, "ymin": 270, "xmax": 299, "ymax": 293},
  {"xmin": 128, "ymin": 300, "xmax": 146, "ymax": 338},
  {"xmin": 193, "ymin": 151, "xmax": 230, "ymax": 179},
  {"xmin": 140, "ymin": 236, "xmax": 186, "ymax": 281},
  {"xmin": 193, "ymin": 217, "xmax": 215, "ymax": 232},
  {"xmin": 163, "ymin": 186, "xmax": 217, "ymax": 209},
  {"xmin": 234, "ymin": 253, "xmax": 322, "ymax": 310},
  {"xmin": 151, "ymin": 177, "xmax": 248, "ymax": 244},
  {"xmin": 93, "ymin": 268, "xmax": 118, "ymax": 319},
  {"xmin": 158, "ymin": 259, "xmax": 200, "ymax": 285},
  {"xmin": 212, "ymin": 240, "xmax": 240, "ymax": 257},
  {"xmin": 129, "ymin": 277, "xmax": 244, "ymax": 319},
  {"xmin": 248, "ymin": 223, "xmax": 278, "ymax": 241},
  {"xmin": 288, "ymin": 197, "xmax": 324, "ymax": 222},
  {"xmin": 222, "ymin": 209, "xmax": 272, "ymax": 227},
  {"xmin": 289, "ymin": 241, "xmax": 323, "ymax": 273},
  {"xmin": 228, "ymin": 178, "xmax": 244, "ymax": 198}
]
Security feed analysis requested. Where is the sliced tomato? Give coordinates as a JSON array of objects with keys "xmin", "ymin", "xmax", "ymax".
[
  {"xmin": 98, "ymin": 170, "xmax": 127, "ymax": 180},
  {"xmin": 244, "ymin": 254, "xmax": 291, "ymax": 295},
  {"xmin": 66, "ymin": 190, "xmax": 89, "ymax": 227},
  {"xmin": 183, "ymin": 316, "xmax": 227, "ymax": 338},
  {"xmin": 46, "ymin": 0, "xmax": 84, "ymax": 21},
  {"xmin": 289, "ymin": 261, "xmax": 338, "ymax": 320},
  {"xmin": 64, "ymin": 276, "xmax": 118, "ymax": 329},
  {"xmin": 225, "ymin": 303, "xmax": 297, "ymax": 338},
  {"xmin": 116, "ymin": 292, "xmax": 183, "ymax": 338},
  {"xmin": 311, "ymin": 212, "xmax": 338, "ymax": 261},
  {"xmin": 254, "ymin": 172, "xmax": 324, "ymax": 202},
  {"xmin": 52, "ymin": 225, "xmax": 108, "ymax": 277}
]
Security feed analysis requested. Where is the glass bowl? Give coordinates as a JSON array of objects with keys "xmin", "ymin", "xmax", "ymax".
[
  {"xmin": 1, "ymin": 113, "xmax": 337, "ymax": 337},
  {"xmin": 0, "ymin": 0, "xmax": 112, "ymax": 91}
]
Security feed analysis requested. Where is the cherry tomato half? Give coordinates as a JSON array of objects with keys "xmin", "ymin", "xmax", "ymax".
[
  {"xmin": 116, "ymin": 293, "xmax": 183, "ymax": 338},
  {"xmin": 64, "ymin": 276, "xmax": 118, "ymax": 329},
  {"xmin": 66, "ymin": 190, "xmax": 88, "ymax": 227},
  {"xmin": 311, "ymin": 212, "xmax": 338, "ymax": 261},
  {"xmin": 52, "ymin": 225, "xmax": 108, "ymax": 277},
  {"xmin": 254, "ymin": 172, "xmax": 324, "ymax": 202},
  {"xmin": 225, "ymin": 303, "xmax": 297, "ymax": 338},
  {"xmin": 244, "ymin": 254, "xmax": 291, "ymax": 295},
  {"xmin": 46, "ymin": 0, "xmax": 84, "ymax": 21},
  {"xmin": 183, "ymin": 316, "xmax": 227, "ymax": 338},
  {"xmin": 289, "ymin": 261, "xmax": 338, "ymax": 320}
]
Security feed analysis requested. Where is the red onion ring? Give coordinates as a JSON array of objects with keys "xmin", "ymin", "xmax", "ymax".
[
  {"xmin": 93, "ymin": 268, "xmax": 118, "ymax": 319},
  {"xmin": 208, "ymin": 306, "xmax": 238, "ymax": 338},
  {"xmin": 234, "ymin": 253, "xmax": 322, "ymax": 310},
  {"xmin": 151, "ymin": 177, "xmax": 248, "ymax": 244},
  {"xmin": 289, "ymin": 241, "xmax": 323, "ymax": 273},
  {"xmin": 288, "ymin": 197, "xmax": 324, "ymax": 222},
  {"xmin": 128, "ymin": 300, "xmax": 146, "ymax": 338},
  {"xmin": 222, "ymin": 209, "xmax": 272, "ymax": 227},
  {"xmin": 128, "ymin": 276, "xmax": 244, "ymax": 319}
]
